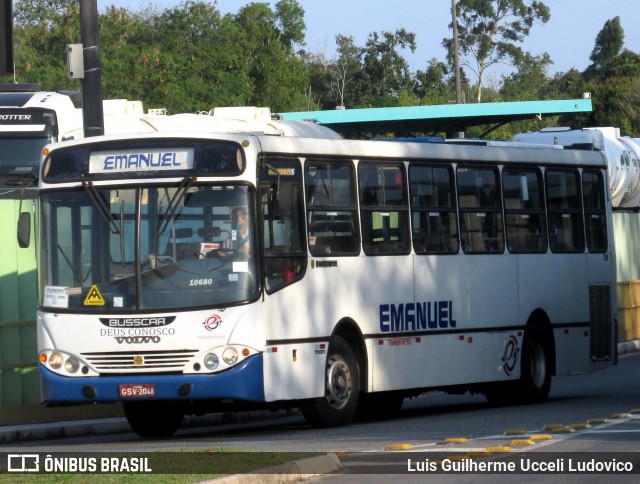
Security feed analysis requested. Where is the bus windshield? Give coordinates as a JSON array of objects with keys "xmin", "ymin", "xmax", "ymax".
[
  {"xmin": 39, "ymin": 183, "xmax": 258, "ymax": 312},
  {"xmin": 0, "ymin": 136, "xmax": 54, "ymax": 187},
  {"xmin": 0, "ymin": 136, "xmax": 53, "ymax": 168}
]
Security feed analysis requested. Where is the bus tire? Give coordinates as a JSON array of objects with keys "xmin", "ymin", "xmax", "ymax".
[
  {"xmin": 301, "ymin": 336, "xmax": 360, "ymax": 427},
  {"xmin": 123, "ymin": 401, "xmax": 184, "ymax": 438},
  {"xmin": 519, "ymin": 324, "xmax": 551, "ymax": 403}
]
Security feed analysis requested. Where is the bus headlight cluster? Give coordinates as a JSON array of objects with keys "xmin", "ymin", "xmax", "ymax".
[
  {"xmin": 64, "ymin": 357, "xmax": 80, "ymax": 373},
  {"xmin": 222, "ymin": 347, "xmax": 238, "ymax": 365},
  {"xmin": 204, "ymin": 353, "xmax": 219, "ymax": 370},
  {"xmin": 40, "ymin": 351, "xmax": 87, "ymax": 376},
  {"xmin": 47, "ymin": 352, "xmax": 64, "ymax": 369},
  {"xmin": 196, "ymin": 346, "xmax": 255, "ymax": 373}
]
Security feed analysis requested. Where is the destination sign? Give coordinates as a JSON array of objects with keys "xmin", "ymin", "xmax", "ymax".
[{"xmin": 89, "ymin": 148, "xmax": 195, "ymax": 174}]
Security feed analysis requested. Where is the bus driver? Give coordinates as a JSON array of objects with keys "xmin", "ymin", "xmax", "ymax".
[{"xmin": 221, "ymin": 206, "xmax": 250, "ymax": 257}]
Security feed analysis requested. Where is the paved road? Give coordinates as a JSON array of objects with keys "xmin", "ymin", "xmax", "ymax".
[{"xmin": 2, "ymin": 352, "xmax": 639, "ymax": 481}]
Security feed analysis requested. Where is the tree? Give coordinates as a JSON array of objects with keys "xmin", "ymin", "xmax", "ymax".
[
  {"xmin": 9, "ymin": 0, "xmax": 80, "ymax": 86},
  {"xmin": 581, "ymin": 51, "xmax": 640, "ymax": 135},
  {"xmin": 357, "ymin": 29, "xmax": 416, "ymax": 107},
  {"xmin": 139, "ymin": 1, "xmax": 252, "ymax": 113},
  {"xmin": 274, "ymin": 0, "xmax": 305, "ymax": 49},
  {"xmin": 414, "ymin": 58, "xmax": 451, "ymax": 104},
  {"xmin": 234, "ymin": 0, "xmax": 309, "ymax": 111},
  {"xmin": 500, "ymin": 52, "xmax": 552, "ymax": 101},
  {"xmin": 330, "ymin": 34, "xmax": 360, "ymax": 108},
  {"xmin": 444, "ymin": 0, "xmax": 550, "ymax": 102},
  {"xmin": 586, "ymin": 16, "xmax": 624, "ymax": 79},
  {"xmin": 99, "ymin": 6, "xmax": 151, "ymax": 103}
]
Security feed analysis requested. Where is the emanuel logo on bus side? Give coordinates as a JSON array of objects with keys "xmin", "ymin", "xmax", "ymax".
[
  {"xmin": 380, "ymin": 300, "xmax": 456, "ymax": 332},
  {"xmin": 89, "ymin": 148, "xmax": 195, "ymax": 174}
]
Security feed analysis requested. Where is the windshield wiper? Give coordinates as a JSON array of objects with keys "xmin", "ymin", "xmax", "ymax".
[
  {"xmin": 82, "ymin": 180, "xmax": 120, "ymax": 234},
  {"xmin": 146, "ymin": 176, "xmax": 196, "ymax": 275},
  {"xmin": 157, "ymin": 176, "xmax": 196, "ymax": 236}
]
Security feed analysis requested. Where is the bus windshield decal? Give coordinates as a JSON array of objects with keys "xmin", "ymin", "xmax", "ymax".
[{"xmin": 89, "ymin": 148, "xmax": 195, "ymax": 174}]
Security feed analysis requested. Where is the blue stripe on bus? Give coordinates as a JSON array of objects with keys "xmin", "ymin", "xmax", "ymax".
[{"xmin": 39, "ymin": 353, "xmax": 265, "ymax": 404}]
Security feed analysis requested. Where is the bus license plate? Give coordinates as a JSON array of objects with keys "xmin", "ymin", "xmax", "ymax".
[{"xmin": 119, "ymin": 384, "xmax": 155, "ymax": 398}]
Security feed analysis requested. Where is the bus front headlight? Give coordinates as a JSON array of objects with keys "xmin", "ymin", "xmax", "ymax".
[
  {"xmin": 204, "ymin": 353, "xmax": 219, "ymax": 370},
  {"xmin": 222, "ymin": 347, "xmax": 238, "ymax": 365},
  {"xmin": 64, "ymin": 356, "xmax": 80, "ymax": 373},
  {"xmin": 49, "ymin": 353, "xmax": 64, "ymax": 369}
]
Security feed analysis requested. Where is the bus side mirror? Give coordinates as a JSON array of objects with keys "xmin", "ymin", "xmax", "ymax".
[{"xmin": 17, "ymin": 212, "xmax": 31, "ymax": 248}]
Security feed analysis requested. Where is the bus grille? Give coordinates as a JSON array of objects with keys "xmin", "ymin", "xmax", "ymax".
[
  {"xmin": 589, "ymin": 285, "xmax": 612, "ymax": 361},
  {"xmin": 81, "ymin": 349, "xmax": 198, "ymax": 372}
]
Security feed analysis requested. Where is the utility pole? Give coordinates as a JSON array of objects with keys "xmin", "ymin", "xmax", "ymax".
[
  {"xmin": 450, "ymin": 0, "xmax": 464, "ymax": 139},
  {"xmin": 452, "ymin": 0, "xmax": 462, "ymax": 104},
  {"xmin": 80, "ymin": 0, "xmax": 104, "ymax": 137}
]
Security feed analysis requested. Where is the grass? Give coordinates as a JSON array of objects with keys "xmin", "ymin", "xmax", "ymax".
[{"xmin": 1, "ymin": 450, "xmax": 321, "ymax": 483}]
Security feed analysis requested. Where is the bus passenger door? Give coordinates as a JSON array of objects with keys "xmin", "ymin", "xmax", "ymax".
[{"xmin": 259, "ymin": 158, "xmax": 314, "ymax": 400}]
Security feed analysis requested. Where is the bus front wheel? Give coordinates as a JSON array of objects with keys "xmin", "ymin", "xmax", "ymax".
[
  {"xmin": 302, "ymin": 336, "xmax": 360, "ymax": 427},
  {"xmin": 123, "ymin": 400, "xmax": 184, "ymax": 438}
]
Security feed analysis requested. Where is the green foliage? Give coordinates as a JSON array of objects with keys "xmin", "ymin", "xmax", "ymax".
[
  {"xmin": 415, "ymin": 59, "xmax": 454, "ymax": 105},
  {"xmin": 444, "ymin": 0, "xmax": 550, "ymax": 102},
  {"xmin": 500, "ymin": 52, "xmax": 553, "ymax": 101},
  {"xmin": 588, "ymin": 16, "xmax": 624, "ymax": 76},
  {"xmin": 307, "ymin": 28, "xmax": 420, "ymax": 110},
  {"xmin": 356, "ymin": 29, "xmax": 416, "ymax": 107},
  {"xmin": 4, "ymin": 1, "xmax": 640, "ymax": 137},
  {"xmin": 11, "ymin": 0, "xmax": 80, "ymax": 87}
]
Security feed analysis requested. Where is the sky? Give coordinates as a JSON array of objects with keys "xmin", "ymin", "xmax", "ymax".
[{"xmin": 98, "ymin": 0, "xmax": 640, "ymax": 80}]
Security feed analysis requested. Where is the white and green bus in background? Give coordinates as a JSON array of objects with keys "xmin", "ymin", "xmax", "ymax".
[
  {"xmin": 33, "ymin": 107, "xmax": 617, "ymax": 437},
  {"xmin": 0, "ymin": 83, "xmax": 89, "ymax": 413},
  {"xmin": 0, "ymin": 83, "xmax": 148, "ymax": 420}
]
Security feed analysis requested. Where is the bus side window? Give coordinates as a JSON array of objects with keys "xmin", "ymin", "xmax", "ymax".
[
  {"xmin": 503, "ymin": 168, "xmax": 547, "ymax": 253},
  {"xmin": 305, "ymin": 161, "xmax": 360, "ymax": 256},
  {"xmin": 409, "ymin": 164, "xmax": 459, "ymax": 254},
  {"xmin": 260, "ymin": 158, "xmax": 307, "ymax": 293},
  {"xmin": 457, "ymin": 166, "xmax": 504, "ymax": 254},
  {"xmin": 546, "ymin": 169, "xmax": 585, "ymax": 253},
  {"xmin": 358, "ymin": 163, "xmax": 410, "ymax": 255},
  {"xmin": 583, "ymin": 169, "xmax": 608, "ymax": 253}
]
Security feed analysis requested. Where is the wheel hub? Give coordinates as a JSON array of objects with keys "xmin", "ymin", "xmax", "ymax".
[{"xmin": 326, "ymin": 355, "xmax": 352, "ymax": 409}]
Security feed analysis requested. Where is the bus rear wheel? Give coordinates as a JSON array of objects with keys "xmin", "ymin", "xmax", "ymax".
[
  {"xmin": 485, "ymin": 325, "xmax": 551, "ymax": 405},
  {"xmin": 302, "ymin": 336, "xmax": 360, "ymax": 427},
  {"xmin": 519, "ymin": 325, "xmax": 551, "ymax": 403},
  {"xmin": 123, "ymin": 400, "xmax": 184, "ymax": 438}
]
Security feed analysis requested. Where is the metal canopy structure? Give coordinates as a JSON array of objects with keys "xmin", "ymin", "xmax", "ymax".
[{"xmin": 279, "ymin": 98, "xmax": 592, "ymax": 137}]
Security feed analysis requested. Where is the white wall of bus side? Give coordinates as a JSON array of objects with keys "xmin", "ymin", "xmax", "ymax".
[{"xmin": 262, "ymin": 247, "xmax": 614, "ymax": 400}]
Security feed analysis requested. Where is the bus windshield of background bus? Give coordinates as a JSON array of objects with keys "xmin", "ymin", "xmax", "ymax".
[
  {"xmin": 0, "ymin": 136, "xmax": 52, "ymax": 169},
  {"xmin": 39, "ymin": 184, "xmax": 259, "ymax": 312}
]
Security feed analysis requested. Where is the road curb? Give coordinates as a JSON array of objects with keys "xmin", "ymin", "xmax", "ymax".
[
  {"xmin": 0, "ymin": 409, "xmax": 297, "ymax": 445},
  {"xmin": 201, "ymin": 453, "xmax": 343, "ymax": 483},
  {"xmin": 618, "ymin": 339, "xmax": 640, "ymax": 355}
]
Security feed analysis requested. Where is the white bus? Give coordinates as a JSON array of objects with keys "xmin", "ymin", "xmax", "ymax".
[
  {"xmin": 33, "ymin": 108, "xmax": 617, "ymax": 437},
  {"xmin": 0, "ymin": 83, "xmax": 151, "ymax": 416}
]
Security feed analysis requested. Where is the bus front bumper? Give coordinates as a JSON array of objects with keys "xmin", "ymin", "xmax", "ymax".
[{"xmin": 39, "ymin": 353, "xmax": 265, "ymax": 404}]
